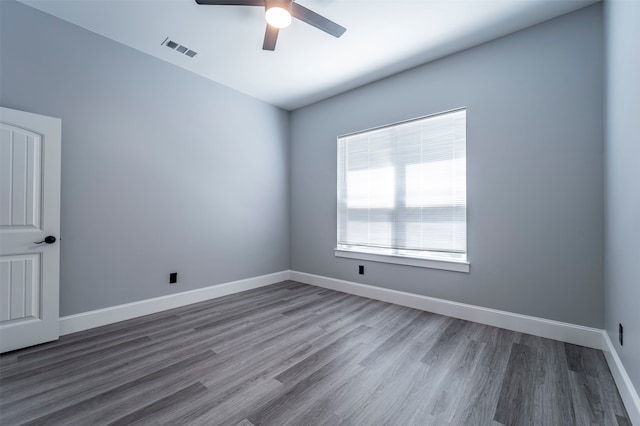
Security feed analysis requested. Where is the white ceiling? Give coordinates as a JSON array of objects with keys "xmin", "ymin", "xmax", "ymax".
[{"xmin": 19, "ymin": 0, "xmax": 597, "ymax": 110}]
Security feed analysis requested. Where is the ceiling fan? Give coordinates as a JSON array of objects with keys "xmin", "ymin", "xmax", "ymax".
[{"xmin": 194, "ymin": 0, "xmax": 346, "ymax": 51}]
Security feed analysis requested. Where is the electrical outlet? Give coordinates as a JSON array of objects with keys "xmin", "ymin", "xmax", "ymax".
[
  {"xmin": 358, "ymin": 265, "xmax": 364, "ymax": 275},
  {"xmin": 170, "ymin": 272, "xmax": 177, "ymax": 284},
  {"xmin": 619, "ymin": 323, "xmax": 623, "ymax": 346}
]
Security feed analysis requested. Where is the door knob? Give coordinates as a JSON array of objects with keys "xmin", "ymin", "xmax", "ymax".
[{"xmin": 34, "ymin": 236, "xmax": 57, "ymax": 245}]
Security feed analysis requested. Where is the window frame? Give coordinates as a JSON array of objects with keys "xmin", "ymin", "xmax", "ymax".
[{"xmin": 335, "ymin": 108, "xmax": 470, "ymax": 273}]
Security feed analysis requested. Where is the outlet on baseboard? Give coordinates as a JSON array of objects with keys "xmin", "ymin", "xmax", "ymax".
[
  {"xmin": 619, "ymin": 323, "xmax": 623, "ymax": 346},
  {"xmin": 170, "ymin": 272, "xmax": 177, "ymax": 284},
  {"xmin": 358, "ymin": 265, "xmax": 364, "ymax": 275}
]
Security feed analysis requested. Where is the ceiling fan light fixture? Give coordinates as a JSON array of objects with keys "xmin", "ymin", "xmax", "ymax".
[
  {"xmin": 195, "ymin": 0, "xmax": 346, "ymax": 51},
  {"xmin": 265, "ymin": 1, "xmax": 291, "ymax": 29}
]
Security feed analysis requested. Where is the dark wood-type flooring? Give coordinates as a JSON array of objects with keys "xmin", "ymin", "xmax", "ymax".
[{"xmin": 0, "ymin": 281, "xmax": 631, "ymax": 425}]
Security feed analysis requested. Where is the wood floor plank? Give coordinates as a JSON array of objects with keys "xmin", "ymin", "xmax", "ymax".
[
  {"xmin": 419, "ymin": 317, "xmax": 467, "ymax": 366},
  {"xmin": 371, "ymin": 362, "xmax": 439, "ymax": 426},
  {"xmin": 171, "ymin": 378, "xmax": 284, "ymax": 425},
  {"xmin": 107, "ymin": 382, "xmax": 208, "ymax": 426},
  {"xmin": 275, "ymin": 324, "xmax": 370, "ymax": 385},
  {"xmin": 533, "ymin": 338, "xmax": 577, "ymax": 425},
  {"xmin": 359, "ymin": 311, "xmax": 434, "ymax": 368},
  {"xmin": 569, "ymin": 369, "xmax": 609, "ymax": 425},
  {"xmin": 20, "ymin": 350, "xmax": 216, "ymax": 426},
  {"xmin": 493, "ymin": 342, "xmax": 537, "ymax": 425},
  {"xmin": 75, "ymin": 358, "xmax": 221, "ymax": 425},
  {"xmin": 281, "ymin": 291, "xmax": 347, "ymax": 316},
  {"xmin": 201, "ymin": 328, "xmax": 323, "ymax": 391},
  {"xmin": 1, "ymin": 336, "xmax": 152, "ymax": 383},
  {"xmin": 617, "ymin": 414, "xmax": 633, "ymax": 426},
  {"xmin": 427, "ymin": 339, "xmax": 485, "ymax": 421},
  {"xmin": 0, "ymin": 281, "xmax": 631, "ymax": 426},
  {"xmin": 2, "ymin": 316, "xmax": 243, "ymax": 405},
  {"xmin": 284, "ymin": 367, "xmax": 367, "ymax": 426},
  {"xmin": 446, "ymin": 342, "xmax": 511, "ymax": 425},
  {"xmin": 246, "ymin": 344, "xmax": 365, "ymax": 425},
  {"xmin": 344, "ymin": 360, "xmax": 428, "ymax": 425},
  {"xmin": 0, "ymin": 334, "xmax": 214, "ymax": 418},
  {"xmin": 565, "ymin": 342, "xmax": 605, "ymax": 378},
  {"xmin": 1, "ymin": 331, "xmax": 202, "ymax": 408},
  {"xmin": 324, "ymin": 347, "xmax": 406, "ymax": 419},
  {"xmin": 316, "ymin": 298, "xmax": 381, "ymax": 332}
]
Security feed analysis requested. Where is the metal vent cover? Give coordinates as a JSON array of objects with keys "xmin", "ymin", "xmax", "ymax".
[{"xmin": 161, "ymin": 37, "xmax": 198, "ymax": 58}]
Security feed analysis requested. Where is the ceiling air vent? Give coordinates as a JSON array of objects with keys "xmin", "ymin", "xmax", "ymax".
[{"xmin": 161, "ymin": 37, "xmax": 198, "ymax": 58}]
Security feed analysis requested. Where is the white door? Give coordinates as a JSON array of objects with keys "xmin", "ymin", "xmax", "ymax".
[{"xmin": 0, "ymin": 107, "xmax": 61, "ymax": 353}]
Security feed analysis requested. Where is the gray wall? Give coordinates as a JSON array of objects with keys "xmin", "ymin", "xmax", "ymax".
[
  {"xmin": 0, "ymin": 1, "xmax": 290, "ymax": 316},
  {"xmin": 605, "ymin": 0, "xmax": 640, "ymax": 394},
  {"xmin": 290, "ymin": 4, "xmax": 604, "ymax": 328}
]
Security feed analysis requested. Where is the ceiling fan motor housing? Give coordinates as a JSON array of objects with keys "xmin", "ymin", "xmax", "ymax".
[{"xmin": 265, "ymin": 0, "xmax": 291, "ymax": 12}]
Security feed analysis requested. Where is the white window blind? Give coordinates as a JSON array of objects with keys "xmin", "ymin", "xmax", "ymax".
[{"xmin": 337, "ymin": 108, "xmax": 466, "ymax": 262}]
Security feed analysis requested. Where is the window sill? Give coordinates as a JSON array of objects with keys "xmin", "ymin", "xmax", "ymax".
[{"xmin": 334, "ymin": 249, "xmax": 470, "ymax": 273}]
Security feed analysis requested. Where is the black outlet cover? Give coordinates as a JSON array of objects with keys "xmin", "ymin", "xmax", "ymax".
[
  {"xmin": 619, "ymin": 323, "xmax": 624, "ymax": 346},
  {"xmin": 170, "ymin": 272, "xmax": 177, "ymax": 284},
  {"xmin": 358, "ymin": 265, "xmax": 364, "ymax": 275}
]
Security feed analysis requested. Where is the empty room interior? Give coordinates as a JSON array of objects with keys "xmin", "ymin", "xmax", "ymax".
[{"xmin": 0, "ymin": 0, "xmax": 638, "ymax": 424}]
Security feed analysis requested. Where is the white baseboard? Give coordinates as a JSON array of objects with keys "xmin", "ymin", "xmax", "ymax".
[
  {"xmin": 59, "ymin": 270, "xmax": 290, "ymax": 336},
  {"xmin": 602, "ymin": 332, "xmax": 640, "ymax": 425},
  {"xmin": 289, "ymin": 270, "xmax": 603, "ymax": 349}
]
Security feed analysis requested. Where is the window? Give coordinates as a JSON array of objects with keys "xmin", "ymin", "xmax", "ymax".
[{"xmin": 336, "ymin": 108, "xmax": 468, "ymax": 272}]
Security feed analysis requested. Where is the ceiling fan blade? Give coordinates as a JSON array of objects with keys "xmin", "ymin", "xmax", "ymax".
[
  {"xmin": 195, "ymin": 0, "xmax": 263, "ymax": 5},
  {"xmin": 263, "ymin": 25, "xmax": 279, "ymax": 51},
  {"xmin": 290, "ymin": 2, "xmax": 346, "ymax": 38}
]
